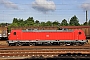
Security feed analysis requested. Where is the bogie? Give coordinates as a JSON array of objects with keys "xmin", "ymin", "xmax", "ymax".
[{"xmin": 8, "ymin": 41, "xmax": 86, "ymax": 46}]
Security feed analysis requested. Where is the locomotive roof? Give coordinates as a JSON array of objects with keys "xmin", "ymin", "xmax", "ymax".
[{"xmin": 22, "ymin": 29, "xmax": 73, "ymax": 32}]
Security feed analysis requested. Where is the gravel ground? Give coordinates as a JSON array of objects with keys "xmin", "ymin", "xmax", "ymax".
[
  {"xmin": 0, "ymin": 40, "xmax": 8, "ymax": 46},
  {"xmin": 0, "ymin": 57, "xmax": 27, "ymax": 60},
  {"xmin": 88, "ymin": 39, "xmax": 90, "ymax": 44}
]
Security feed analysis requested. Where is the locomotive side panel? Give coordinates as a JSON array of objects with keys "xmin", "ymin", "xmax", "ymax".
[
  {"xmin": 38, "ymin": 32, "xmax": 74, "ymax": 40},
  {"xmin": 21, "ymin": 32, "xmax": 37, "ymax": 40},
  {"xmin": 21, "ymin": 32, "xmax": 74, "ymax": 40}
]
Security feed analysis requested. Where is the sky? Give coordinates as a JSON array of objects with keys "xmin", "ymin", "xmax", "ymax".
[{"xmin": 0, "ymin": 0, "xmax": 90, "ymax": 24}]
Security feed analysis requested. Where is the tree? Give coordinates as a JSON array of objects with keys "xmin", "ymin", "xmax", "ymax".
[
  {"xmin": 69, "ymin": 15, "xmax": 80, "ymax": 26},
  {"xmin": 17, "ymin": 18, "xmax": 24, "ymax": 27},
  {"xmin": 26, "ymin": 17, "xmax": 34, "ymax": 26},
  {"xmin": 34, "ymin": 20, "xmax": 40, "ymax": 26},
  {"xmin": 83, "ymin": 22, "xmax": 87, "ymax": 26},
  {"xmin": 45, "ymin": 21, "xmax": 52, "ymax": 26},
  {"xmin": 27, "ymin": 17, "xmax": 34, "ymax": 22},
  {"xmin": 40, "ymin": 22, "xmax": 46, "ymax": 26},
  {"xmin": 0, "ymin": 23, "xmax": 7, "ymax": 26},
  {"xmin": 52, "ymin": 21, "xmax": 60, "ymax": 26},
  {"xmin": 35, "ymin": 20, "xmax": 40, "ymax": 24},
  {"xmin": 11, "ymin": 23, "xmax": 18, "ymax": 27},
  {"xmin": 88, "ymin": 20, "xmax": 90, "ymax": 26},
  {"xmin": 13, "ymin": 18, "xmax": 18, "ymax": 23},
  {"xmin": 60, "ymin": 19, "xmax": 68, "ymax": 26}
]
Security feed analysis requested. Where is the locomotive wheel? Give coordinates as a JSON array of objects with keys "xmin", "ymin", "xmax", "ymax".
[
  {"xmin": 79, "ymin": 43, "xmax": 84, "ymax": 46},
  {"xmin": 32, "ymin": 43, "xmax": 35, "ymax": 46},
  {"xmin": 65, "ymin": 43, "xmax": 71, "ymax": 46},
  {"xmin": 16, "ymin": 42, "xmax": 22, "ymax": 46},
  {"xmin": 8, "ymin": 43, "xmax": 12, "ymax": 46},
  {"xmin": 28, "ymin": 43, "xmax": 33, "ymax": 46},
  {"xmin": 75, "ymin": 43, "xmax": 80, "ymax": 46},
  {"xmin": 8, "ymin": 43, "xmax": 15, "ymax": 46},
  {"xmin": 59, "ymin": 42, "xmax": 65, "ymax": 46},
  {"xmin": 28, "ymin": 43, "xmax": 35, "ymax": 46}
]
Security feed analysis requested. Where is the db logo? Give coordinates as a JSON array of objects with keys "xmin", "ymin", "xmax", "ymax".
[{"xmin": 46, "ymin": 35, "xmax": 49, "ymax": 37}]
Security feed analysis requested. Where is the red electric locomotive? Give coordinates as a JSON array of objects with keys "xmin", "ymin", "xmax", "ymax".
[{"xmin": 7, "ymin": 29, "xmax": 87, "ymax": 46}]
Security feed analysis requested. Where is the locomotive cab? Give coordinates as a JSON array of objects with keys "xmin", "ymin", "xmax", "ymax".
[
  {"xmin": 74, "ymin": 29, "xmax": 88, "ymax": 45},
  {"xmin": 8, "ymin": 30, "xmax": 21, "ymax": 40},
  {"xmin": 7, "ymin": 30, "xmax": 22, "ymax": 46},
  {"xmin": 74, "ymin": 29, "xmax": 86, "ymax": 40}
]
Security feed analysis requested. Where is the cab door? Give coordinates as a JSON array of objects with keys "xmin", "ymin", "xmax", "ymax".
[
  {"xmin": 12, "ymin": 31, "xmax": 21, "ymax": 40},
  {"xmin": 11, "ymin": 32, "xmax": 17, "ymax": 40},
  {"xmin": 74, "ymin": 30, "xmax": 79, "ymax": 40},
  {"xmin": 16, "ymin": 31, "xmax": 21, "ymax": 40}
]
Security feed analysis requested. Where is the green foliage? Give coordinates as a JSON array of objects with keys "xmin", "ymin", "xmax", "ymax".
[
  {"xmin": 88, "ymin": 20, "xmax": 90, "ymax": 26},
  {"xmin": 35, "ymin": 20, "xmax": 40, "ymax": 24},
  {"xmin": 5, "ymin": 15, "xmax": 90, "ymax": 33},
  {"xmin": 12, "ymin": 17, "xmax": 35, "ymax": 27},
  {"xmin": 83, "ymin": 20, "xmax": 90, "ymax": 26},
  {"xmin": 52, "ymin": 21, "xmax": 60, "ymax": 26},
  {"xmin": 27, "ymin": 17, "xmax": 34, "ymax": 22},
  {"xmin": 60, "ymin": 19, "xmax": 68, "ymax": 26},
  {"xmin": 45, "ymin": 21, "xmax": 52, "ymax": 26},
  {"xmin": 69, "ymin": 15, "xmax": 80, "ymax": 26},
  {"xmin": 8, "ymin": 15, "xmax": 89, "ymax": 29},
  {"xmin": 83, "ymin": 22, "xmax": 87, "ymax": 26},
  {"xmin": 34, "ymin": 20, "xmax": 40, "ymax": 26},
  {"xmin": 13, "ymin": 18, "xmax": 18, "ymax": 23},
  {"xmin": 40, "ymin": 22, "xmax": 46, "ymax": 26},
  {"xmin": 25, "ymin": 17, "xmax": 34, "ymax": 26},
  {"xmin": 0, "ymin": 23, "xmax": 8, "ymax": 27},
  {"xmin": 7, "ymin": 25, "xmax": 12, "ymax": 32}
]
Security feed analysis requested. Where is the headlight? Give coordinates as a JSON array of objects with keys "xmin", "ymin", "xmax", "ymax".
[{"xmin": 8, "ymin": 33, "xmax": 10, "ymax": 35}]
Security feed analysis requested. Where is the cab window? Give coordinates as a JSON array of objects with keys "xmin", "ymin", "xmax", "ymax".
[
  {"xmin": 13, "ymin": 32, "xmax": 16, "ymax": 35},
  {"xmin": 79, "ymin": 32, "xmax": 81, "ymax": 35}
]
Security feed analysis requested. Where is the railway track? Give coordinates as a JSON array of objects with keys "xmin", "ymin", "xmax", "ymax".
[
  {"xmin": 0, "ymin": 45, "xmax": 90, "ymax": 50},
  {"xmin": 0, "ymin": 41, "xmax": 90, "ymax": 59},
  {"xmin": 0, "ymin": 49, "xmax": 90, "ymax": 59}
]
